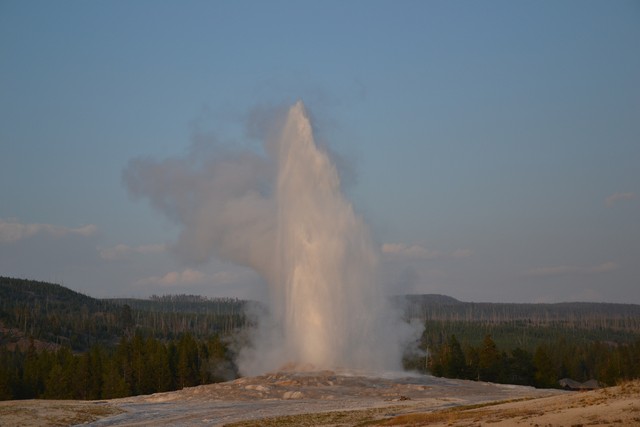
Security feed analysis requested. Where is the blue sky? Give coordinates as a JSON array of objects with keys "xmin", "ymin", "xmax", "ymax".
[{"xmin": 1, "ymin": 0, "xmax": 639, "ymax": 303}]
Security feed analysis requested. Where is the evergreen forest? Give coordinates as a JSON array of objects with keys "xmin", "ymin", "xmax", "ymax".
[{"xmin": 1, "ymin": 277, "xmax": 640, "ymax": 401}]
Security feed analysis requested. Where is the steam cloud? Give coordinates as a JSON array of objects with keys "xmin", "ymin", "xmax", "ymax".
[{"xmin": 124, "ymin": 102, "xmax": 412, "ymax": 375}]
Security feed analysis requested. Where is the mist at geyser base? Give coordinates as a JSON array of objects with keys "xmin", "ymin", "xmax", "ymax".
[{"xmin": 124, "ymin": 101, "xmax": 416, "ymax": 375}]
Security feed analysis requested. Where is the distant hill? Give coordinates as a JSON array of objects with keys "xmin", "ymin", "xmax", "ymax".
[
  {"xmin": 3, "ymin": 278, "xmax": 639, "ymax": 399},
  {"xmin": 402, "ymin": 293, "xmax": 640, "ymax": 331},
  {"xmin": 0, "ymin": 277, "xmax": 119, "ymax": 350},
  {"xmin": 0, "ymin": 276, "xmax": 106, "ymax": 312},
  {"xmin": 2, "ymin": 277, "xmax": 639, "ymax": 351},
  {"xmin": 108, "ymin": 294, "xmax": 245, "ymax": 316},
  {"xmin": 396, "ymin": 293, "xmax": 462, "ymax": 305},
  {"xmin": 0, "ymin": 277, "xmax": 245, "ymax": 351}
]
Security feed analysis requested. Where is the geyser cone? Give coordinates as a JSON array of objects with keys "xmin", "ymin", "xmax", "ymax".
[{"xmin": 269, "ymin": 101, "xmax": 393, "ymax": 371}]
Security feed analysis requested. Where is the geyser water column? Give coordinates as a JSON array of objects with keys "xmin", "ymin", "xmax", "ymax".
[
  {"xmin": 123, "ymin": 100, "xmax": 407, "ymax": 375},
  {"xmin": 266, "ymin": 101, "xmax": 395, "ymax": 371}
]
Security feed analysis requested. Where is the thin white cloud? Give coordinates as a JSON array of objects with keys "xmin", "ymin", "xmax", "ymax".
[
  {"xmin": 451, "ymin": 248, "xmax": 474, "ymax": 258},
  {"xmin": 588, "ymin": 261, "xmax": 618, "ymax": 273},
  {"xmin": 381, "ymin": 243, "xmax": 473, "ymax": 260},
  {"xmin": 525, "ymin": 265, "xmax": 578, "ymax": 277},
  {"xmin": 605, "ymin": 192, "xmax": 636, "ymax": 207},
  {"xmin": 135, "ymin": 268, "xmax": 206, "ymax": 287},
  {"xmin": 0, "ymin": 218, "xmax": 97, "ymax": 243},
  {"xmin": 525, "ymin": 261, "xmax": 618, "ymax": 278},
  {"xmin": 134, "ymin": 268, "xmax": 239, "ymax": 288},
  {"xmin": 99, "ymin": 243, "xmax": 167, "ymax": 260}
]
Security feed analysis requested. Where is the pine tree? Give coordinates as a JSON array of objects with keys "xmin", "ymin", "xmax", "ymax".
[
  {"xmin": 44, "ymin": 362, "xmax": 70, "ymax": 399},
  {"xmin": 101, "ymin": 357, "xmax": 130, "ymax": 399},
  {"xmin": 0, "ymin": 349, "xmax": 15, "ymax": 400},
  {"xmin": 508, "ymin": 347, "xmax": 535, "ymax": 385},
  {"xmin": 478, "ymin": 335, "xmax": 501, "ymax": 382},
  {"xmin": 533, "ymin": 346, "xmax": 557, "ymax": 388},
  {"xmin": 177, "ymin": 333, "xmax": 199, "ymax": 388},
  {"xmin": 115, "ymin": 336, "xmax": 134, "ymax": 394},
  {"xmin": 442, "ymin": 335, "xmax": 467, "ymax": 379}
]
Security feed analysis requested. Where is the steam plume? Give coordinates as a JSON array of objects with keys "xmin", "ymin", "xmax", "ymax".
[{"xmin": 125, "ymin": 102, "xmax": 408, "ymax": 374}]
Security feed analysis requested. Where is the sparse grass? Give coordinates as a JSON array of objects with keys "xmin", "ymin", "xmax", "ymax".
[
  {"xmin": 52, "ymin": 404, "xmax": 119, "ymax": 425},
  {"xmin": 223, "ymin": 406, "xmax": 404, "ymax": 427},
  {"xmin": 379, "ymin": 409, "xmax": 485, "ymax": 425},
  {"xmin": 380, "ymin": 398, "xmax": 542, "ymax": 426},
  {"xmin": 0, "ymin": 401, "xmax": 123, "ymax": 427},
  {"xmin": 225, "ymin": 398, "xmax": 541, "ymax": 427},
  {"xmin": 617, "ymin": 379, "xmax": 640, "ymax": 395}
]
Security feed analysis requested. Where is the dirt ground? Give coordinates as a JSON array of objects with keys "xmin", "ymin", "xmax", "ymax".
[
  {"xmin": 0, "ymin": 372, "xmax": 638, "ymax": 426},
  {"xmin": 373, "ymin": 379, "xmax": 640, "ymax": 427},
  {"xmin": 0, "ymin": 400, "xmax": 122, "ymax": 426}
]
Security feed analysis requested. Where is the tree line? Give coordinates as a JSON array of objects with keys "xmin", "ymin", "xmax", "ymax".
[
  {"xmin": 3, "ymin": 277, "xmax": 640, "ymax": 400},
  {"xmin": 419, "ymin": 319, "xmax": 640, "ymax": 353},
  {"xmin": 0, "ymin": 332, "xmax": 237, "ymax": 401},
  {"xmin": 405, "ymin": 333, "xmax": 640, "ymax": 388},
  {"xmin": 401, "ymin": 294, "xmax": 640, "ymax": 332}
]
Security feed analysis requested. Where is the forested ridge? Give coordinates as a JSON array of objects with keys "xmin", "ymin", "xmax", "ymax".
[
  {"xmin": 0, "ymin": 277, "xmax": 243, "ymax": 401},
  {"xmin": 1, "ymin": 277, "xmax": 640, "ymax": 401},
  {"xmin": 401, "ymin": 294, "xmax": 640, "ymax": 332},
  {"xmin": 0, "ymin": 277, "xmax": 246, "ymax": 351}
]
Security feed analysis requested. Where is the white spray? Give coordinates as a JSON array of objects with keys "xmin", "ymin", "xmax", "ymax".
[{"xmin": 125, "ymin": 101, "xmax": 409, "ymax": 375}]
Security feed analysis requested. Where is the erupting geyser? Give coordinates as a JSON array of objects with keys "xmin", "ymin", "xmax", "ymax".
[
  {"xmin": 125, "ymin": 101, "xmax": 408, "ymax": 375},
  {"xmin": 270, "ymin": 102, "xmax": 394, "ymax": 371}
]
